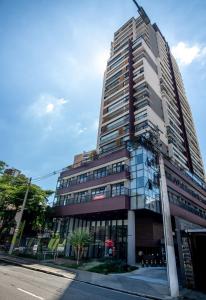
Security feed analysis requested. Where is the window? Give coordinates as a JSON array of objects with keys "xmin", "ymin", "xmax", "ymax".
[
  {"xmin": 91, "ymin": 186, "xmax": 106, "ymax": 196},
  {"xmin": 100, "ymin": 130, "xmax": 119, "ymax": 143},
  {"xmin": 134, "ymin": 82, "xmax": 148, "ymax": 93},
  {"xmin": 107, "ymin": 53, "xmax": 122, "ymax": 67},
  {"xmin": 111, "ymin": 182, "xmax": 124, "ymax": 196},
  {"xmin": 137, "ymin": 176, "xmax": 144, "ymax": 188},
  {"xmin": 105, "ymin": 70, "xmax": 122, "ymax": 86},
  {"xmin": 135, "ymin": 111, "xmax": 147, "ymax": 121},
  {"xmin": 106, "ymin": 115, "xmax": 129, "ymax": 131},
  {"xmin": 136, "ymin": 153, "xmax": 143, "ymax": 164},
  {"xmin": 107, "ymin": 96, "xmax": 129, "ymax": 113},
  {"xmin": 112, "ymin": 162, "xmax": 124, "ymax": 173},
  {"xmin": 134, "ymin": 67, "xmax": 144, "ymax": 77},
  {"xmin": 100, "ymin": 141, "xmax": 116, "ymax": 153},
  {"xmin": 133, "ymin": 41, "xmax": 142, "ymax": 51},
  {"xmin": 93, "ymin": 167, "xmax": 107, "ymax": 179},
  {"xmin": 135, "ymin": 121, "xmax": 149, "ymax": 131},
  {"xmin": 107, "ymin": 54, "xmax": 128, "ymax": 70},
  {"xmin": 78, "ymin": 173, "xmax": 87, "ymax": 183}
]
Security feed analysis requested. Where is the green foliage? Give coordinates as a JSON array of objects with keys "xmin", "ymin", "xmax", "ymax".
[
  {"xmin": 69, "ymin": 229, "xmax": 91, "ymax": 265},
  {"xmin": 0, "ymin": 161, "xmax": 8, "ymax": 174},
  {"xmin": 88, "ymin": 259, "xmax": 137, "ymax": 274},
  {"xmin": 0, "ymin": 161, "xmax": 54, "ymax": 238},
  {"xmin": 59, "ymin": 263, "xmax": 82, "ymax": 269},
  {"xmin": 69, "ymin": 229, "xmax": 91, "ymax": 248}
]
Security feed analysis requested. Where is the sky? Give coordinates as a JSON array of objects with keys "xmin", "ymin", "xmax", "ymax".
[{"xmin": 0, "ymin": 0, "xmax": 206, "ymax": 195}]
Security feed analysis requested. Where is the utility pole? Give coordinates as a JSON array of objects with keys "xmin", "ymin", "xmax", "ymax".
[
  {"xmin": 159, "ymin": 154, "xmax": 179, "ymax": 297},
  {"xmin": 9, "ymin": 177, "xmax": 32, "ymax": 255},
  {"xmin": 142, "ymin": 128, "xmax": 179, "ymax": 297}
]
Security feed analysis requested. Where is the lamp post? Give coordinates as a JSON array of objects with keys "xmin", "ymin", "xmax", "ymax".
[{"xmin": 9, "ymin": 177, "xmax": 32, "ymax": 255}]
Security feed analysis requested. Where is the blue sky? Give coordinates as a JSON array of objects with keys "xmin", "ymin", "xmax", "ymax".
[{"xmin": 0, "ymin": 0, "xmax": 206, "ymax": 194}]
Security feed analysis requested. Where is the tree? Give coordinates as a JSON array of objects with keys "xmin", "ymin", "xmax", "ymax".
[
  {"xmin": 69, "ymin": 229, "xmax": 91, "ymax": 265},
  {"xmin": 0, "ymin": 161, "xmax": 7, "ymax": 174},
  {"xmin": 0, "ymin": 161, "xmax": 54, "ymax": 242}
]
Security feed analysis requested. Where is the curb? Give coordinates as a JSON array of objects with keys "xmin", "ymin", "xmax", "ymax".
[
  {"xmin": 0, "ymin": 256, "xmax": 172, "ymax": 300},
  {"xmin": 0, "ymin": 257, "xmax": 70, "ymax": 279}
]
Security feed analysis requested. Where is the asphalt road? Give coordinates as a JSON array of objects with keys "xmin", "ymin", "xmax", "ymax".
[{"xmin": 0, "ymin": 262, "xmax": 148, "ymax": 300}]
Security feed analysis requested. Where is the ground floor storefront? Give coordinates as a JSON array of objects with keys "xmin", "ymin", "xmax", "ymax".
[
  {"xmin": 53, "ymin": 209, "xmax": 165, "ymax": 264},
  {"xmin": 53, "ymin": 210, "xmax": 206, "ymax": 291},
  {"xmin": 54, "ymin": 212, "xmax": 128, "ymax": 260}
]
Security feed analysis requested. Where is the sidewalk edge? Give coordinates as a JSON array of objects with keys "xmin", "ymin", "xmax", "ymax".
[{"xmin": 0, "ymin": 256, "xmax": 172, "ymax": 300}]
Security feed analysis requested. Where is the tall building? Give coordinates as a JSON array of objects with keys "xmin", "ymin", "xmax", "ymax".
[
  {"xmin": 52, "ymin": 2, "xmax": 206, "ymax": 290},
  {"xmin": 97, "ymin": 13, "xmax": 204, "ymax": 180}
]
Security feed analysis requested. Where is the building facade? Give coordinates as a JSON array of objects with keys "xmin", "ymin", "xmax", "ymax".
[{"xmin": 52, "ymin": 3, "xmax": 206, "ymax": 290}]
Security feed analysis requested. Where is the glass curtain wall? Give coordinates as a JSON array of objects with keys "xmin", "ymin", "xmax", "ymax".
[
  {"xmin": 130, "ymin": 145, "xmax": 161, "ymax": 212},
  {"xmin": 55, "ymin": 217, "xmax": 128, "ymax": 259}
]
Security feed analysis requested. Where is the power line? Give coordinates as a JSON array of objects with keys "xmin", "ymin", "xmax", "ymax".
[{"xmin": 32, "ymin": 168, "xmax": 65, "ymax": 182}]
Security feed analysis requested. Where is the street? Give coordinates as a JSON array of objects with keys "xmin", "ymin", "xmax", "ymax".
[{"xmin": 0, "ymin": 262, "xmax": 148, "ymax": 300}]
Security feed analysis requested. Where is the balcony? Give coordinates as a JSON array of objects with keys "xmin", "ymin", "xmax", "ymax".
[
  {"xmin": 59, "ymin": 147, "xmax": 130, "ymax": 178},
  {"xmin": 101, "ymin": 116, "xmax": 129, "ymax": 134},
  {"xmin": 53, "ymin": 188, "xmax": 130, "ymax": 217},
  {"xmin": 102, "ymin": 104, "xmax": 129, "ymax": 123},
  {"xmin": 57, "ymin": 164, "xmax": 130, "ymax": 194},
  {"xmin": 100, "ymin": 128, "xmax": 129, "ymax": 145}
]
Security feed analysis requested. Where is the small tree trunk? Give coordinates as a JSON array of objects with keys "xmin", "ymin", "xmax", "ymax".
[
  {"xmin": 80, "ymin": 247, "xmax": 84, "ymax": 261},
  {"xmin": 77, "ymin": 246, "xmax": 80, "ymax": 265}
]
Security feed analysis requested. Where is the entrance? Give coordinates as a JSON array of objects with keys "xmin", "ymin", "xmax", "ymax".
[
  {"xmin": 190, "ymin": 231, "xmax": 206, "ymax": 292},
  {"xmin": 180, "ymin": 229, "xmax": 206, "ymax": 292}
]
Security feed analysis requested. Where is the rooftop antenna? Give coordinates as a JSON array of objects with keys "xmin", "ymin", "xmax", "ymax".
[{"xmin": 132, "ymin": 0, "xmax": 150, "ymax": 24}]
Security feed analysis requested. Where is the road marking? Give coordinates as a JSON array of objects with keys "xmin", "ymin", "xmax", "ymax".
[{"xmin": 17, "ymin": 288, "xmax": 45, "ymax": 300}]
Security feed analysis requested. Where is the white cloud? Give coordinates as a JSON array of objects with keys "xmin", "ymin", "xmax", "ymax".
[
  {"xmin": 29, "ymin": 94, "xmax": 69, "ymax": 117},
  {"xmin": 73, "ymin": 122, "xmax": 87, "ymax": 135},
  {"xmin": 92, "ymin": 49, "xmax": 110, "ymax": 75},
  {"xmin": 77, "ymin": 128, "xmax": 87, "ymax": 134},
  {"xmin": 26, "ymin": 94, "xmax": 97, "ymax": 142},
  {"xmin": 46, "ymin": 103, "xmax": 54, "ymax": 113},
  {"xmin": 171, "ymin": 42, "xmax": 206, "ymax": 66},
  {"xmin": 25, "ymin": 94, "xmax": 70, "ymax": 140},
  {"xmin": 58, "ymin": 98, "xmax": 68, "ymax": 105},
  {"xmin": 91, "ymin": 119, "xmax": 99, "ymax": 131}
]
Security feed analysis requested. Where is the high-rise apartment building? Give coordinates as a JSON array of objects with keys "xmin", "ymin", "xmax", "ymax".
[
  {"xmin": 97, "ymin": 14, "xmax": 204, "ymax": 180},
  {"xmin": 52, "ymin": 3, "xmax": 206, "ymax": 290}
]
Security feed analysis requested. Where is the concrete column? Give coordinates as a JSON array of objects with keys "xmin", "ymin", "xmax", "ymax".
[
  {"xmin": 56, "ymin": 218, "xmax": 62, "ymax": 234},
  {"xmin": 127, "ymin": 210, "xmax": 136, "ymax": 265},
  {"xmin": 66, "ymin": 217, "xmax": 74, "ymax": 257},
  {"xmin": 159, "ymin": 154, "xmax": 179, "ymax": 298},
  {"xmin": 107, "ymin": 184, "xmax": 112, "ymax": 197}
]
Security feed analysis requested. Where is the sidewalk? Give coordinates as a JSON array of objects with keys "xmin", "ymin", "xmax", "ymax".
[
  {"xmin": 1, "ymin": 253, "xmax": 205, "ymax": 300},
  {"xmin": 0, "ymin": 253, "xmax": 76, "ymax": 279},
  {"xmin": 0, "ymin": 253, "xmax": 171, "ymax": 300}
]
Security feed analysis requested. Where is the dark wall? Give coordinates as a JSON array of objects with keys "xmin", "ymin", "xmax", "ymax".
[
  {"xmin": 191, "ymin": 234, "xmax": 206, "ymax": 292},
  {"xmin": 135, "ymin": 213, "xmax": 163, "ymax": 247}
]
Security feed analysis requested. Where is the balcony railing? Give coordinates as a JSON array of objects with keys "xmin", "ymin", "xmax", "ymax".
[
  {"xmin": 100, "ymin": 128, "xmax": 129, "ymax": 145},
  {"xmin": 57, "ymin": 164, "xmax": 129, "ymax": 189},
  {"xmin": 101, "ymin": 116, "xmax": 129, "ymax": 134},
  {"xmin": 54, "ymin": 187, "xmax": 129, "ymax": 207},
  {"xmin": 102, "ymin": 104, "xmax": 129, "ymax": 123}
]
